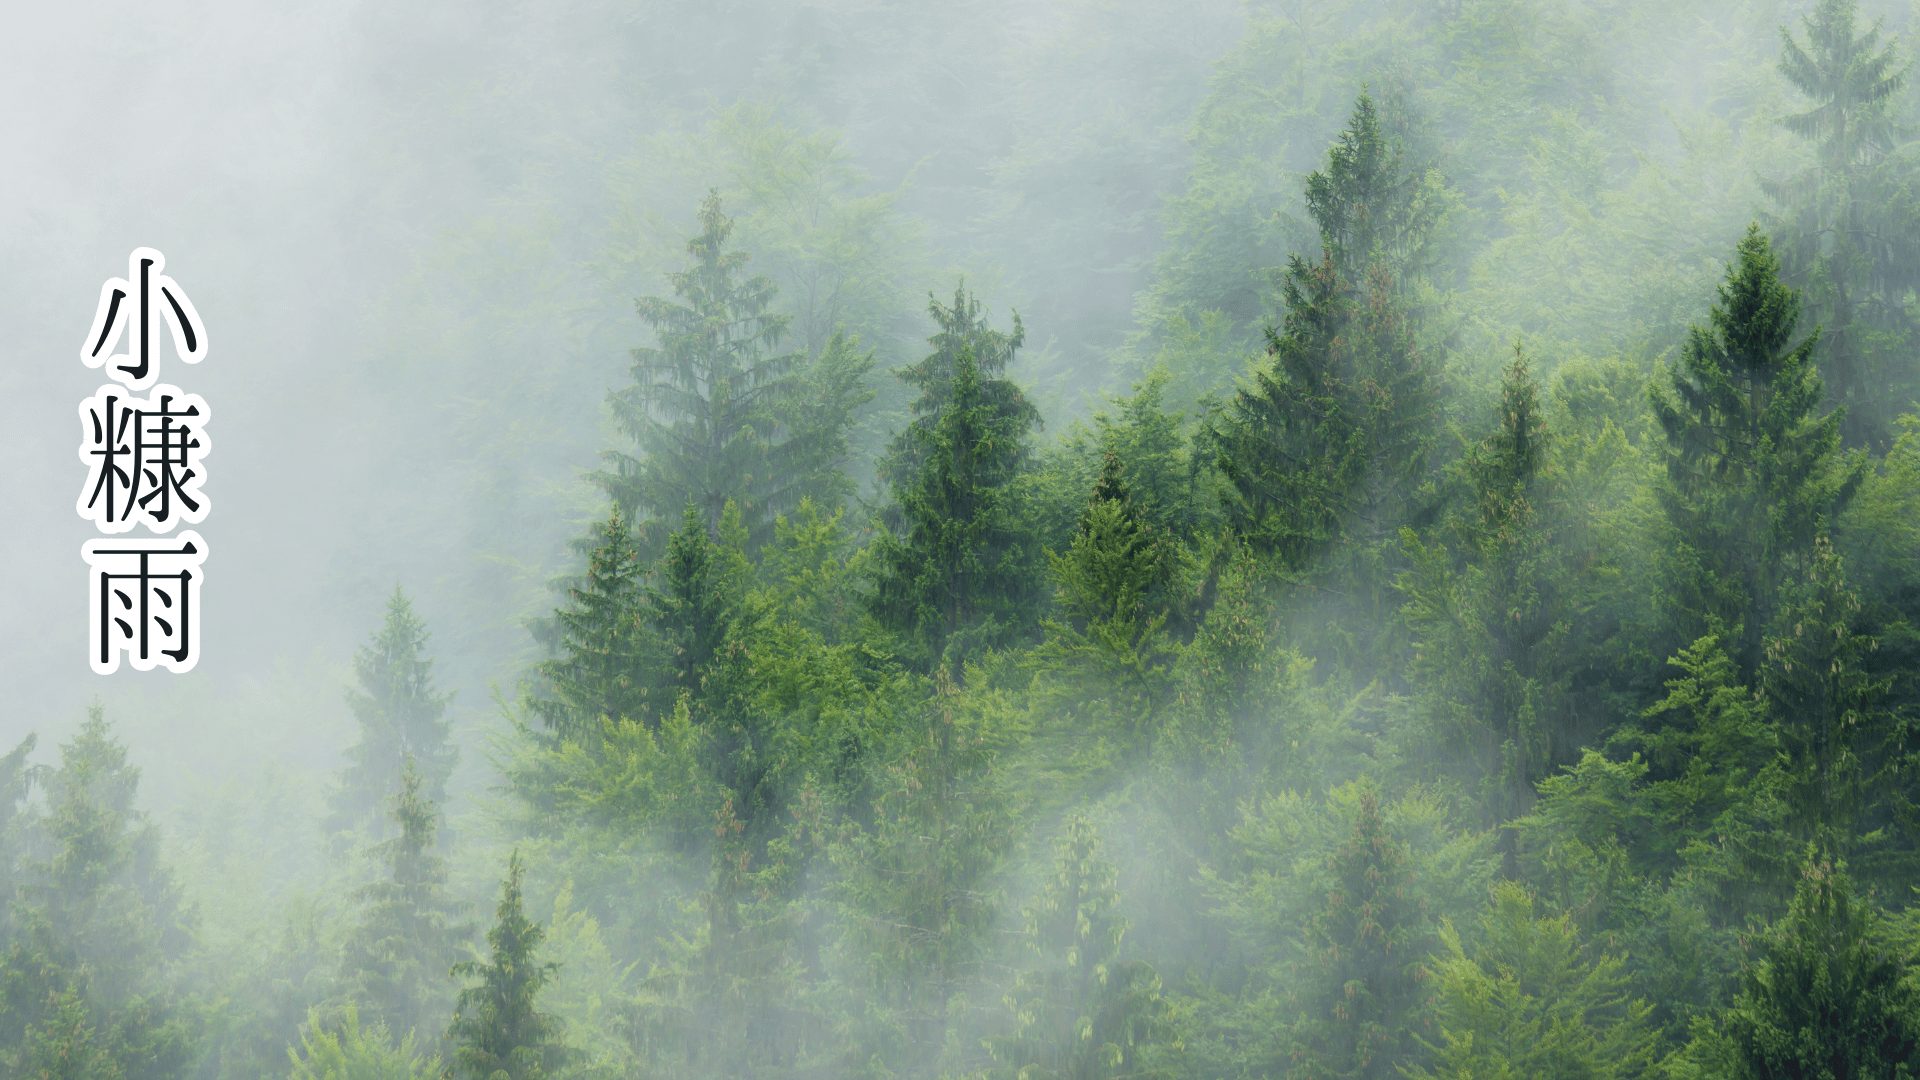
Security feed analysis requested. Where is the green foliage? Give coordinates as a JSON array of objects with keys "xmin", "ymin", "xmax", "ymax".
[
  {"xmin": 602, "ymin": 191, "xmax": 810, "ymax": 547},
  {"xmin": 338, "ymin": 759, "xmax": 465, "ymax": 1050},
  {"xmin": 985, "ymin": 815, "xmax": 1171, "ymax": 1079},
  {"xmin": 447, "ymin": 853, "xmax": 570, "ymax": 1080},
  {"xmin": 1650, "ymin": 224, "xmax": 1867, "ymax": 679},
  {"xmin": 1409, "ymin": 882, "xmax": 1657, "ymax": 1080},
  {"xmin": 532, "ymin": 504, "xmax": 656, "ymax": 740},
  {"xmin": 871, "ymin": 336, "xmax": 1043, "ymax": 673},
  {"xmin": 1770, "ymin": 0, "xmax": 1920, "ymax": 448},
  {"xmin": 331, "ymin": 589, "xmax": 456, "ymax": 838},
  {"xmin": 1210, "ymin": 93, "xmax": 1445, "ymax": 577},
  {"xmin": 287, "ymin": 1004, "xmax": 440, "ymax": 1080},
  {"xmin": 1680, "ymin": 855, "xmax": 1920, "ymax": 1078}
]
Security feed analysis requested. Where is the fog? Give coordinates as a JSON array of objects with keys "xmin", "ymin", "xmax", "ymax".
[{"xmin": 5, "ymin": 0, "xmax": 1920, "ymax": 1076}]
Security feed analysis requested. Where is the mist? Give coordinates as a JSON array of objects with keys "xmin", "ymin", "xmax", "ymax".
[{"xmin": 6, "ymin": 0, "xmax": 1920, "ymax": 1076}]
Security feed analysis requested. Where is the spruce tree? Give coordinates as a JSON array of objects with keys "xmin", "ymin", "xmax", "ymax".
[
  {"xmin": 0, "ymin": 707, "xmax": 193, "ymax": 1077},
  {"xmin": 1401, "ymin": 349, "xmax": 1561, "ymax": 834},
  {"xmin": 446, "ymin": 853, "xmax": 568, "ymax": 1080},
  {"xmin": 1292, "ymin": 780, "xmax": 1432, "ymax": 1079},
  {"xmin": 1770, "ymin": 0, "xmax": 1919, "ymax": 447},
  {"xmin": 340, "ymin": 757, "xmax": 466, "ymax": 1049},
  {"xmin": 1711, "ymin": 855, "xmax": 1920, "ymax": 1077},
  {"xmin": 331, "ymin": 588, "xmax": 455, "ymax": 837},
  {"xmin": 531, "ymin": 503, "xmax": 655, "ymax": 741},
  {"xmin": 1211, "ymin": 93, "xmax": 1442, "ymax": 572},
  {"xmin": 602, "ymin": 190, "xmax": 805, "ymax": 547},
  {"xmin": 871, "ymin": 343, "xmax": 1042, "ymax": 673},
  {"xmin": 987, "ymin": 815, "xmax": 1169, "ymax": 1079},
  {"xmin": 880, "ymin": 283, "xmax": 1033, "ymax": 498},
  {"xmin": 1761, "ymin": 536, "xmax": 1893, "ymax": 850},
  {"xmin": 1651, "ymin": 224, "xmax": 1866, "ymax": 680},
  {"xmin": 1410, "ymin": 883, "xmax": 1657, "ymax": 1079}
]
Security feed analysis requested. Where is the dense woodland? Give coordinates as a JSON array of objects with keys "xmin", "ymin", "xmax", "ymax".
[{"xmin": 15, "ymin": 0, "xmax": 1920, "ymax": 1076}]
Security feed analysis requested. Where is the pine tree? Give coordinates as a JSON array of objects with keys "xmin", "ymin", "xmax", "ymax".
[
  {"xmin": 331, "ymin": 588, "xmax": 455, "ymax": 837},
  {"xmin": 340, "ymin": 758, "xmax": 466, "ymax": 1050},
  {"xmin": 880, "ymin": 283, "xmax": 1034, "ymax": 497},
  {"xmin": 1292, "ymin": 780, "xmax": 1432, "ymax": 1079},
  {"xmin": 871, "ymin": 343, "xmax": 1042, "ymax": 673},
  {"xmin": 1770, "ymin": 0, "xmax": 1919, "ymax": 447},
  {"xmin": 1705, "ymin": 855, "xmax": 1920, "ymax": 1077},
  {"xmin": 1401, "ymin": 349, "xmax": 1562, "ymax": 834},
  {"xmin": 602, "ymin": 190, "xmax": 806, "ymax": 547},
  {"xmin": 1650, "ymin": 224, "xmax": 1866, "ymax": 680},
  {"xmin": 986, "ymin": 815, "xmax": 1170, "ymax": 1080},
  {"xmin": 446, "ymin": 853, "xmax": 568, "ymax": 1080},
  {"xmin": 1410, "ymin": 882, "xmax": 1657, "ymax": 1080},
  {"xmin": 1761, "ymin": 536, "xmax": 1893, "ymax": 850},
  {"xmin": 648, "ymin": 502, "xmax": 749, "ymax": 703},
  {"xmin": 532, "ymin": 503, "xmax": 655, "ymax": 741},
  {"xmin": 0, "ymin": 707, "xmax": 193, "ymax": 1078},
  {"xmin": 1211, "ymin": 93, "xmax": 1442, "ymax": 572}
]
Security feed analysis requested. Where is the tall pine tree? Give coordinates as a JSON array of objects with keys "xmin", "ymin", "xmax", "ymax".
[
  {"xmin": 872, "ymin": 335, "xmax": 1042, "ymax": 674},
  {"xmin": 603, "ymin": 191, "xmax": 805, "ymax": 547},
  {"xmin": 446, "ymin": 852, "xmax": 568, "ymax": 1080},
  {"xmin": 1769, "ymin": 0, "xmax": 1920, "ymax": 448},
  {"xmin": 340, "ymin": 757, "xmax": 466, "ymax": 1050},
  {"xmin": 1211, "ymin": 93, "xmax": 1443, "ymax": 575},
  {"xmin": 531, "ymin": 503, "xmax": 655, "ymax": 741},
  {"xmin": 1651, "ymin": 224, "xmax": 1866, "ymax": 680},
  {"xmin": 331, "ymin": 588, "xmax": 455, "ymax": 837}
]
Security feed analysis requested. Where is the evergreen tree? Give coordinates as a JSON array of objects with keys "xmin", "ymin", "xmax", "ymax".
[
  {"xmin": 1400, "ymin": 349, "xmax": 1563, "ymax": 834},
  {"xmin": 833, "ymin": 671, "xmax": 1016, "ymax": 1070},
  {"xmin": 986, "ymin": 815, "xmax": 1170, "ymax": 1080},
  {"xmin": 648, "ymin": 501, "xmax": 750, "ymax": 703},
  {"xmin": 0, "ymin": 707, "xmax": 194, "ymax": 1078},
  {"xmin": 531, "ymin": 503, "xmax": 655, "ymax": 741},
  {"xmin": 331, "ymin": 588, "xmax": 455, "ymax": 837},
  {"xmin": 1410, "ymin": 882, "xmax": 1657, "ymax": 1080},
  {"xmin": 871, "ymin": 343, "xmax": 1042, "ymax": 673},
  {"xmin": 446, "ymin": 853, "xmax": 568, "ymax": 1080},
  {"xmin": 1293, "ymin": 781, "xmax": 1433, "ymax": 1079},
  {"xmin": 339, "ymin": 758, "xmax": 466, "ymax": 1050},
  {"xmin": 602, "ymin": 190, "xmax": 806, "ymax": 547},
  {"xmin": 1650, "ymin": 224, "xmax": 1866, "ymax": 680},
  {"xmin": 1211, "ymin": 93, "xmax": 1443, "ymax": 573},
  {"xmin": 881, "ymin": 283, "xmax": 1033, "ymax": 497},
  {"xmin": 1770, "ymin": 0, "xmax": 1920, "ymax": 447},
  {"xmin": 287, "ymin": 1003, "xmax": 440, "ymax": 1080},
  {"xmin": 1695, "ymin": 855, "xmax": 1920, "ymax": 1077},
  {"xmin": 1761, "ymin": 536, "xmax": 1893, "ymax": 851}
]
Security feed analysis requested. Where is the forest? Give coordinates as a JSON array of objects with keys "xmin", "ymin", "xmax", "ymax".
[{"xmin": 11, "ymin": 0, "xmax": 1920, "ymax": 1076}]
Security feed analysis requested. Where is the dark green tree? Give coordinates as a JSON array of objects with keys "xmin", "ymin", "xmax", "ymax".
[
  {"xmin": 331, "ymin": 588, "xmax": 455, "ymax": 837},
  {"xmin": 446, "ymin": 853, "xmax": 568, "ymax": 1080},
  {"xmin": 880, "ymin": 283, "xmax": 1033, "ymax": 497},
  {"xmin": 648, "ymin": 502, "xmax": 750, "ymax": 703},
  {"xmin": 602, "ymin": 191, "xmax": 806, "ymax": 547},
  {"xmin": 339, "ymin": 757, "xmax": 466, "ymax": 1050},
  {"xmin": 1400, "ymin": 349, "xmax": 1563, "ymax": 835},
  {"xmin": 871, "ymin": 342, "xmax": 1043, "ymax": 673},
  {"xmin": 1211, "ymin": 93, "xmax": 1443, "ymax": 573},
  {"xmin": 1699, "ymin": 855, "xmax": 1920, "ymax": 1077},
  {"xmin": 1650, "ymin": 224, "xmax": 1866, "ymax": 680},
  {"xmin": 1761, "ymin": 536, "xmax": 1893, "ymax": 851},
  {"xmin": 531, "ymin": 503, "xmax": 656, "ymax": 740}
]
